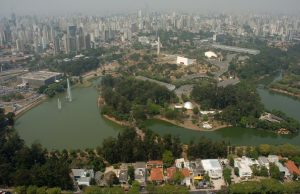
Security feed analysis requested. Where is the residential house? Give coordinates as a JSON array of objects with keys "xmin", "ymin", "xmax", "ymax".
[
  {"xmin": 134, "ymin": 162, "xmax": 147, "ymax": 186},
  {"xmin": 268, "ymin": 155, "xmax": 279, "ymax": 163},
  {"xmin": 175, "ymin": 158, "xmax": 190, "ymax": 169},
  {"xmin": 149, "ymin": 168, "xmax": 164, "ymax": 184},
  {"xmin": 189, "ymin": 159, "xmax": 205, "ymax": 181},
  {"xmin": 275, "ymin": 161, "xmax": 290, "ymax": 178},
  {"xmin": 258, "ymin": 156, "xmax": 270, "ymax": 169},
  {"xmin": 118, "ymin": 169, "xmax": 128, "ymax": 184},
  {"xmin": 146, "ymin": 160, "xmax": 163, "ymax": 169},
  {"xmin": 201, "ymin": 159, "xmax": 223, "ymax": 179},
  {"xmin": 94, "ymin": 171, "xmax": 104, "ymax": 186},
  {"xmin": 102, "ymin": 171, "xmax": 117, "ymax": 186},
  {"xmin": 234, "ymin": 157, "xmax": 253, "ymax": 179},
  {"xmin": 285, "ymin": 160, "xmax": 300, "ymax": 177},
  {"xmin": 71, "ymin": 169, "xmax": 94, "ymax": 186},
  {"xmin": 77, "ymin": 177, "xmax": 91, "ymax": 186},
  {"xmin": 166, "ymin": 167, "xmax": 192, "ymax": 186}
]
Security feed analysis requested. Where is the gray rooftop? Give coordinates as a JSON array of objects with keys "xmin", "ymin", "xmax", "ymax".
[
  {"xmin": 134, "ymin": 168, "xmax": 146, "ymax": 181},
  {"xmin": 258, "ymin": 156, "xmax": 269, "ymax": 164},
  {"xmin": 134, "ymin": 162, "xmax": 146, "ymax": 169},
  {"xmin": 136, "ymin": 76, "xmax": 176, "ymax": 91},
  {"xmin": 72, "ymin": 169, "xmax": 85, "ymax": 177},
  {"xmin": 119, "ymin": 170, "xmax": 128, "ymax": 182},
  {"xmin": 78, "ymin": 177, "xmax": 91, "ymax": 183},
  {"xmin": 72, "ymin": 169, "xmax": 94, "ymax": 178},
  {"xmin": 20, "ymin": 71, "xmax": 62, "ymax": 81},
  {"xmin": 212, "ymin": 44, "xmax": 260, "ymax": 55}
]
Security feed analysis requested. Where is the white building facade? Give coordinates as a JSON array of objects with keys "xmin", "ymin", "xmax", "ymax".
[
  {"xmin": 201, "ymin": 159, "xmax": 222, "ymax": 179},
  {"xmin": 176, "ymin": 56, "xmax": 195, "ymax": 66}
]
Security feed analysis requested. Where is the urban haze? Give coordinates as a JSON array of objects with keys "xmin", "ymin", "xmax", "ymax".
[
  {"xmin": 1, "ymin": 0, "xmax": 300, "ymax": 193},
  {"xmin": 1, "ymin": 0, "xmax": 300, "ymax": 15}
]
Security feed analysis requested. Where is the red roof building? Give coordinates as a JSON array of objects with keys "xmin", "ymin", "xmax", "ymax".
[
  {"xmin": 166, "ymin": 167, "xmax": 177, "ymax": 179},
  {"xmin": 180, "ymin": 168, "xmax": 191, "ymax": 177},
  {"xmin": 146, "ymin": 160, "xmax": 163, "ymax": 169},
  {"xmin": 166, "ymin": 167, "xmax": 191, "ymax": 180},
  {"xmin": 285, "ymin": 160, "xmax": 300, "ymax": 176},
  {"xmin": 149, "ymin": 168, "xmax": 164, "ymax": 183}
]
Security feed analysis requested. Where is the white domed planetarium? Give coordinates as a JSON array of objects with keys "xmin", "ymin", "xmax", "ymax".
[{"xmin": 184, "ymin": 102, "xmax": 194, "ymax": 110}]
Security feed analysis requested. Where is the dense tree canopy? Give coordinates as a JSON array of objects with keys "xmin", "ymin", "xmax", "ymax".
[
  {"xmin": 146, "ymin": 184, "xmax": 189, "ymax": 194},
  {"xmin": 0, "ymin": 109, "xmax": 73, "ymax": 189},
  {"xmin": 38, "ymin": 78, "xmax": 69, "ymax": 97},
  {"xmin": 101, "ymin": 75, "xmax": 177, "ymax": 121},
  {"xmin": 233, "ymin": 43, "xmax": 300, "ymax": 80},
  {"xmin": 191, "ymin": 81, "xmax": 299, "ymax": 132},
  {"xmin": 227, "ymin": 179, "xmax": 300, "ymax": 194},
  {"xmin": 191, "ymin": 82, "xmax": 263, "ymax": 125},
  {"xmin": 51, "ymin": 57, "xmax": 100, "ymax": 76},
  {"xmin": 188, "ymin": 137, "xmax": 228, "ymax": 159},
  {"xmin": 101, "ymin": 128, "xmax": 182, "ymax": 164}
]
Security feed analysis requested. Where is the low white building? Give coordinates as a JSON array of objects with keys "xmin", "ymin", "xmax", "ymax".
[
  {"xmin": 234, "ymin": 157, "xmax": 256, "ymax": 179},
  {"xmin": 177, "ymin": 56, "xmax": 196, "ymax": 66},
  {"xmin": 258, "ymin": 156, "xmax": 270, "ymax": 169},
  {"xmin": 72, "ymin": 169, "xmax": 94, "ymax": 186},
  {"xmin": 175, "ymin": 158, "xmax": 190, "ymax": 169},
  {"xmin": 201, "ymin": 159, "xmax": 222, "ymax": 179},
  {"xmin": 200, "ymin": 111, "xmax": 216, "ymax": 115},
  {"xmin": 275, "ymin": 161, "xmax": 290, "ymax": 178},
  {"xmin": 134, "ymin": 162, "xmax": 146, "ymax": 185},
  {"xmin": 77, "ymin": 177, "xmax": 92, "ymax": 186},
  {"xmin": 174, "ymin": 104, "xmax": 183, "ymax": 109},
  {"xmin": 268, "ymin": 155, "xmax": 279, "ymax": 163}
]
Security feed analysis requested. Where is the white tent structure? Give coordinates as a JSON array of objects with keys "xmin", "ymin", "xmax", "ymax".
[{"xmin": 205, "ymin": 51, "xmax": 218, "ymax": 59}]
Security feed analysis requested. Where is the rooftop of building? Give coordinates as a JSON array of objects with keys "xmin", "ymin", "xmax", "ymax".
[
  {"xmin": 77, "ymin": 177, "xmax": 91, "ymax": 183},
  {"xmin": 72, "ymin": 169, "xmax": 94, "ymax": 178},
  {"xmin": 285, "ymin": 160, "xmax": 300, "ymax": 175},
  {"xmin": 147, "ymin": 160, "xmax": 163, "ymax": 165},
  {"xmin": 258, "ymin": 156, "xmax": 269, "ymax": 164},
  {"xmin": 20, "ymin": 71, "xmax": 62, "ymax": 81},
  {"xmin": 201, "ymin": 159, "xmax": 222, "ymax": 170},
  {"xmin": 134, "ymin": 168, "xmax": 146, "ymax": 180},
  {"xmin": 118, "ymin": 169, "xmax": 128, "ymax": 182},
  {"xmin": 166, "ymin": 167, "xmax": 190, "ymax": 179},
  {"xmin": 136, "ymin": 76, "xmax": 176, "ymax": 91},
  {"xmin": 134, "ymin": 162, "xmax": 146, "ymax": 169},
  {"xmin": 150, "ymin": 168, "xmax": 164, "ymax": 181}
]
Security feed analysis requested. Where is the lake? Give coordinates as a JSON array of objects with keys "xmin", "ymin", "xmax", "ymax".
[
  {"xmin": 15, "ymin": 85, "xmax": 123, "ymax": 150},
  {"xmin": 16, "ymin": 81, "xmax": 300, "ymax": 149}
]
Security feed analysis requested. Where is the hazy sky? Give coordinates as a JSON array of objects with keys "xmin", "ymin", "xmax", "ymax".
[{"xmin": 0, "ymin": 0, "xmax": 300, "ymax": 16}]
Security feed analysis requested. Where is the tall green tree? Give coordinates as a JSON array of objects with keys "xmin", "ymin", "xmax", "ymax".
[{"xmin": 163, "ymin": 150, "xmax": 174, "ymax": 168}]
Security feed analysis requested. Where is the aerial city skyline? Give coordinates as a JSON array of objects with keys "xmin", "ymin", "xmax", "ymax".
[
  {"xmin": 1, "ymin": 0, "xmax": 300, "ymax": 193},
  {"xmin": 0, "ymin": 10, "xmax": 299, "ymax": 55}
]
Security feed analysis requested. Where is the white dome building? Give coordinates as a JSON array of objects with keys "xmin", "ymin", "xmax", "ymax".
[
  {"xmin": 184, "ymin": 102, "xmax": 194, "ymax": 110},
  {"xmin": 205, "ymin": 51, "xmax": 218, "ymax": 59}
]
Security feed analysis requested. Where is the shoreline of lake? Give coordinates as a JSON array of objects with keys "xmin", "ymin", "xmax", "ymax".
[
  {"xmin": 98, "ymin": 95, "xmax": 230, "ymax": 132},
  {"xmin": 269, "ymin": 87, "xmax": 300, "ymax": 99},
  {"xmin": 15, "ymin": 76, "xmax": 300, "ymax": 149},
  {"xmin": 152, "ymin": 115, "xmax": 230, "ymax": 132},
  {"xmin": 15, "ymin": 95, "xmax": 47, "ymax": 119}
]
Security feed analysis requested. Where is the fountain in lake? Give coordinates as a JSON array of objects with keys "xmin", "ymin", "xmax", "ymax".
[
  {"xmin": 66, "ymin": 78, "xmax": 72, "ymax": 102},
  {"xmin": 57, "ymin": 98, "xmax": 62, "ymax": 110}
]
